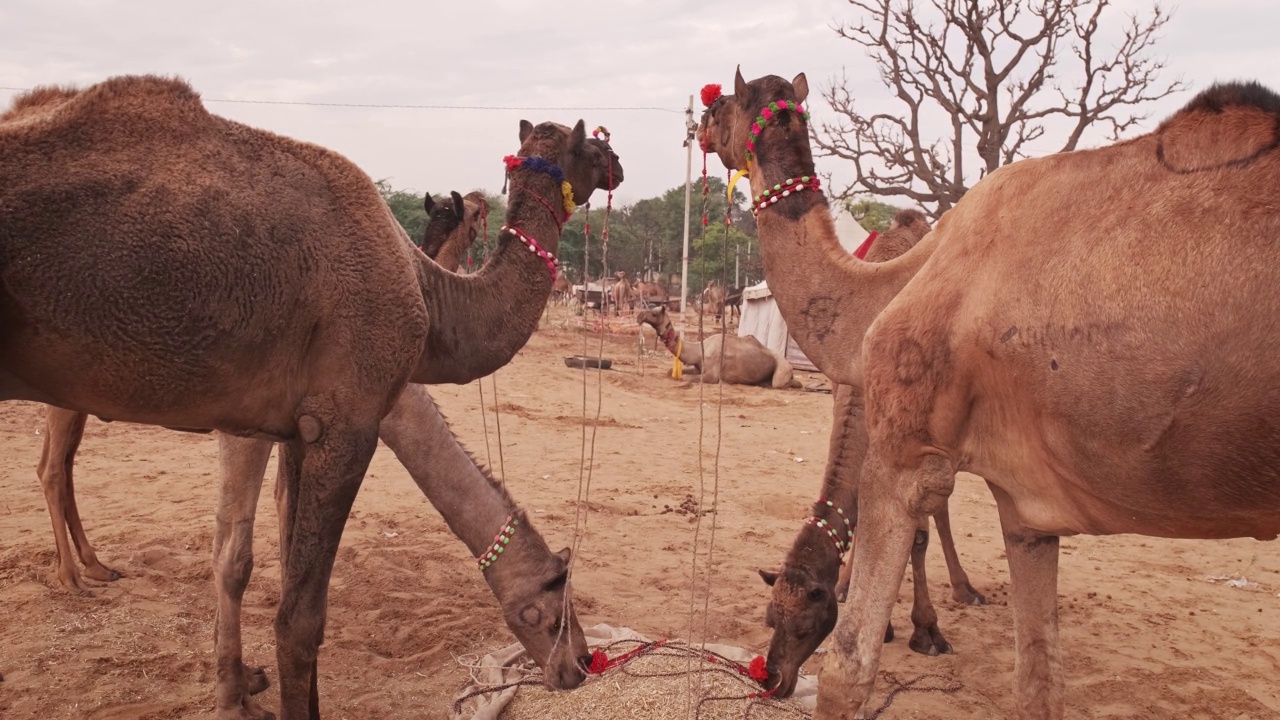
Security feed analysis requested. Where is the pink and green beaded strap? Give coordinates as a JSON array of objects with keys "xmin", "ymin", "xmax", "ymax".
[
  {"xmin": 752, "ymin": 176, "xmax": 821, "ymax": 216},
  {"xmin": 478, "ymin": 514, "xmax": 520, "ymax": 571},
  {"xmin": 806, "ymin": 497, "xmax": 852, "ymax": 556},
  {"xmin": 745, "ymin": 99, "xmax": 811, "ymax": 161}
]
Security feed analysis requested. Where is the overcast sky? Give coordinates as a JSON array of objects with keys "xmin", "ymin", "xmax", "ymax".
[{"xmin": 1, "ymin": 0, "xmax": 1275, "ymax": 206}]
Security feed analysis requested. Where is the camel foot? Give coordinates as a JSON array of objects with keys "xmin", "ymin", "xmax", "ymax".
[
  {"xmin": 951, "ymin": 582, "xmax": 987, "ymax": 606},
  {"xmin": 82, "ymin": 562, "xmax": 123, "ymax": 583},
  {"xmin": 245, "ymin": 665, "xmax": 270, "ymax": 695},
  {"xmin": 883, "ymin": 623, "xmax": 894, "ymax": 644},
  {"xmin": 908, "ymin": 623, "xmax": 953, "ymax": 656},
  {"xmin": 215, "ymin": 699, "xmax": 274, "ymax": 720},
  {"xmin": 55, "ymin": 566, "xmax": 95, "ymax": 595}
]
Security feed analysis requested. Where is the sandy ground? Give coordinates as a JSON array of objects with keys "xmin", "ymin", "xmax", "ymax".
[{"xmin": 2, "ymin": 307, "xmax": 1279, "ymax": 719}]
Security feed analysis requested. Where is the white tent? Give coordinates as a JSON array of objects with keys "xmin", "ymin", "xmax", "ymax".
[{"xmin": 737, "ymin": 208, "xmax": 873, "ymax": 373}]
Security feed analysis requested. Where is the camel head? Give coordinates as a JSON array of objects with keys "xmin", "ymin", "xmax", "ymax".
[
  {"xmin": 888, "ymin": 208, "xmax": 928, "ymax": 233},
  {"xmin": 696, "ymin": 66, "xmax": 812, "ymax": 173},
  {"xmin": 420, "ymin": 190, "xmax": 488, "ymax": 260},
  {"xmin": 635, "ymin": 305, "xmax": 673, "ymax": 336},
  {"xmin": 495, "ymin": 542, "xmax": 591, "ymax": 690},
  {"xmin": 756, "ymin": 564, "xmax": 838, "ymax": 698},
  {"xmin": 516, "ymin": 119, "xmax": 624, "ymax": 206}
]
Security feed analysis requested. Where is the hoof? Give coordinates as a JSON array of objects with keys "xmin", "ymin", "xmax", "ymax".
[
  {"xmin": 908, "ymin": 624, "xmax": 953, "ymax": 656},
  {"xmin": 952, "ymin": 583, "xmax": 987, "ymax": 606},
  {"xmin": 84, "ymin": 563, "xmax": 123, "ymax": 583},
  {"xmin": 245, "ymin": 665, "xmax": 270, "ymax": 695}
]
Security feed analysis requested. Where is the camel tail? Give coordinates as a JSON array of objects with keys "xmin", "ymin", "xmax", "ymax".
[{"xmin": 770, "ymin": 352, "xmax": 800, "ymax": 390}]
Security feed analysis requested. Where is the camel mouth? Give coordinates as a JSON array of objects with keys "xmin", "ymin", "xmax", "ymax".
[{"xmin": 765, "ymin": 665, "xmax": 799, "ymax": 698}]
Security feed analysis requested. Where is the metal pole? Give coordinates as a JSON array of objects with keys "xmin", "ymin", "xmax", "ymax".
[{"xmin": 680, "ymin": 94, "xmax": 695, "ymax": 315}]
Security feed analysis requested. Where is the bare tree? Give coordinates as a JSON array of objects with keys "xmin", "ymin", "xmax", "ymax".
[{"xmin": 815, "ymin": 0, "xmax": 1186, "ymax": 219}]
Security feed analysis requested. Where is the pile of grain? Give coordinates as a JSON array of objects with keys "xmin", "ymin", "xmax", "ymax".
[{"xmin": 498, "ymin": 652, "xmax": 812, "ymax": 720}]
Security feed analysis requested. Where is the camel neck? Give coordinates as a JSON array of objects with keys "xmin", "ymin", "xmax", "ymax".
[
  {"xmin": 748, "ymin": 172, "xmax": 938, "ymax": 386},
  {"xmin": 379, "ymin": 385, "xmax": 551, "ymax": 579},
  {"xmin": 409, "ymin": 171, "xmax": 567, "ymax": 384}
]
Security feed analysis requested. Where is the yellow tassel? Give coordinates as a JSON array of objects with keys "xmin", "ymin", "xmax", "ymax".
[
  {"xmin": 561, "ymin": 181, "xmax": 576, "ymax": 215},
  {"xmin": 672, "ymin": 337, "xmax": 683, "ymax": 380},
  {"xmin": 727, "ymin": 168, "xmax": 750, "ymax": 203}
]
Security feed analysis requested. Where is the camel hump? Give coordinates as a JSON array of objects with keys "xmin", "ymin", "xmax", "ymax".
[
  {"xmin": 1, "ymin": 74, "xmax": 209, "ymax": 142},
  {"xmin": 1156, "ymin": 81, "xmax": 1280, "ymax": 174}
]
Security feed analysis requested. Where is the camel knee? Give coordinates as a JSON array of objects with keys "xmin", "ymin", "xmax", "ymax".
[
  {"xmin": 274, "ymin": 607, "xmax": 325, "ymax": 660},
  {"xmin": 216, "ymin": 547, "xmax": 254, "ymax": 598}
]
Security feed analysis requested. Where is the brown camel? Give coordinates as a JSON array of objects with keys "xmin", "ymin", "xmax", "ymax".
[
  {"xmin": 636, "ymin": 305, "xmax": 798, "ymax": 388},
  {"xmin": 610, "ymin": 270, "xmax": 633, "ymax": 315},
  {"xmin": 699, "ymin": 279, "xmax": 727, "ymax": 322},
  {"xmin": 34, "ymin": 184, "xmax": 490, "ymax": 595},
  {"xmin": 551, "ymin": 268, "xmax": 573, "ymax": 304},
  {"xmin": 633, "ymin": 278, "xmax": 670, "ymax": 308},
  {"xmin": 1, "ymin": 75, "xmax": 622, "ymax": 719},
  {"xmin": 420, "ymin": 189, "xmax": 489, "ymax": 272},
  {"xmin": 702, "ymin": 68, "xmax": 1280, "ymax": 720},
  {"xmin": 754, "ymin": 210, "xmax": 985, "ymax": 699}
]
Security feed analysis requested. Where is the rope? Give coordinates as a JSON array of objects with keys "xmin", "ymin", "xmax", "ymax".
[
  {"xmin": 450, "ymin": 640, "xmax": 964, "ymax": 718},
  {"xmin": 491, "ymin": 373, "xmax": 506, "ymax": 485},
  {"xmin": 477, "ymin": 381, "xmax": 493, "ymax": 472}
]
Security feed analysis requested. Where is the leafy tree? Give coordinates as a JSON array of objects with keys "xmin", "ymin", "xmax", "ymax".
[
  {"xmin": 376, "ymin": 179, "xmax": 428, "ymax": 242},
  {"xmin": 814, "ymin": 0, "xmax": 1184, "ymax": 218},
  {"xmin": 844, "ymin": 198, "xmax": 903, "ymax": 232}
]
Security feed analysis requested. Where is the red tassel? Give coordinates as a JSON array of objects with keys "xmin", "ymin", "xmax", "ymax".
[
  {"xmin": 853, "ymin": 230, "xmax": 879, "ymax": 260},
  {"xmin": 701, "ymin": 83, "xmax": 723, "ymax": 107},
  {"xmin": 748, "ymin": 655, "xmax": 769, "ymax": 682},
  {"xmin": 588, "ymin": 649, "xmax": 609, "ymax": 674}
]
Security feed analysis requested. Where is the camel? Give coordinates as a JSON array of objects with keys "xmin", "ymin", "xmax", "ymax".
[
  {"xmin": 551, "ymin": 269, "xmax": 573, "ymax": 305},
  {"xmin": 701, "ymin": 68, "xmax": 1280, "ymax": 720},
  {"xmin": 633, "ymin": 278, "xmax": 670, "ymax": 308},
  {"xmin": 636, "ymin": 305, "xmax": 798, "ymax": 388},
  {"xmin": 699, "ymin": 279, "xmax": 727, "ymax": 322},
  {"xmin": 754, "ymin": 210, "xmax": 985, "ymax": 699},
  {"xmin": 1, "ymin": 75, "xmax": 622, "ymax": 719},
  {"xmin": 33, "ymin": 183, "xmax": 490, "ymax": 595},
  {"xmin": 609, "ymin": 270, "xmax": 633, "ymax": 315},
  {"xmin": 419, "ymin": 190, "xmax": 489, "ymax": 272}
]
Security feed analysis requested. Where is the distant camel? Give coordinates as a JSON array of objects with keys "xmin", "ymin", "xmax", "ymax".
[
  {"xmin": 637, "ymin": 305, "xmax": 798, "ymax": 388},
  {"xmin": 610, "ymin": 270, "xmax": 634, "ymax": 315},
  {"xmin": 419, "ymin": 190, "xmax": 489, "ymax": 272},
  {"xmin": 2, "ymin": 75, "xmax": 622, "ymax": 719},
  {"xmin": 704, "ymin": 67, "xmax": 1280, "ymax": 720}
]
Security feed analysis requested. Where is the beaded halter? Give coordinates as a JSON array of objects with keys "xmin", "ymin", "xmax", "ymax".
[
  {"xmin": 500, "ymin": 154, "xmax": 567, "ymax": 281},
  {"xmin": 751, "ymin": 176, "xmax": 822, "ymax": 217},
  {"xmin": 477, "ymin": 514, "xmax": 520, "ymax": 571},
  {"xmin": 805, "ymin": 497, "xmax": 852, "ymax": 557}
]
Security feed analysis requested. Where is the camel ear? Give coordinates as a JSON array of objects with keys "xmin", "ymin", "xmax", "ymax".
[
  {"xmin": 555, "ymin": 546, "xmax": 572, "ymax": 566},
  {"xmin": 519, "ymin": 119, "xmax": 534, "ymax": 143},
  {"xmin": 450, "ymin": 191, "xmax": 465, "ymax": 221},
  {"xmin": 423, "ymin": 193, "xmax": 436, "ymax": 214},
  {"xmin": 792, "ymin": 72, "xmax": 809, "ymax": 105},
  {"xmin": 571, "ymin": 119, "xmax": 587, "ymax": 149},
  {"xmin": 734, "ymin": 65, "xmax": 748, "ymax": 98},
  {"xmin": 758, "ymin": 568, "xmax": 779, "ymax": 587}
]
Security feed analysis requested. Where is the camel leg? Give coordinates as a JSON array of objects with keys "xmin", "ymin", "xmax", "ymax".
[
  {"xmin": 213, "ymin": 434, "xmax": 275, "ymax": 720},
  {"xmin": 37, "ymin": 407, "xmax": 120, "ymax": 592},
  {"xmin": 814, "ymin": 457, "xmax": 942, "ymax": 720},
  {"xmin": 273, "ymin": 414, "xmax": 377, "ymax": 720},
  {"xmin": 835, "ymin": 534, "xmax": 895, "ymax": 643},
  {"xmin": 905, "ymin": 520, "xmax": 953, "ymax": 656},
  {"xmin": 933, "ymin": 500, "xmax": 987, "ymax": 605},
  {"xmin": 991, "ymin": 483, "xmax": 1064, "ymax": 720}
]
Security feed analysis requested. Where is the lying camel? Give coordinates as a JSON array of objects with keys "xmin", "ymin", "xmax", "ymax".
[
  {"xmin": 34, "ymin": 183, "xmax": 488, "ymax": 595},
  {"xmin": 754, "ymin": 209, "xmax": 985, "ymax": 698},
  {"xmin": 704, "ymin": 67, "xmax": 1280, "ymax": 720},
  {"xmin": 636, "ymin": 305, "xmax": 799, "ymax": 388},
  {"xmin": 1, "ymin": 76, "xmax": 622, "ymax": 719}
]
